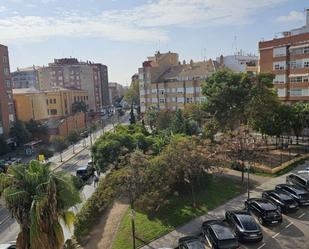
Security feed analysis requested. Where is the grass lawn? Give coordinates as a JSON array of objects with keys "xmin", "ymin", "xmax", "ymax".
[{"xmin": 111, "ymin": 175, "xmax": 243, "ymax": 249}]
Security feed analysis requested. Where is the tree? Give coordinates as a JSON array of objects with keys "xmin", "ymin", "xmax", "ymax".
[
  {"xmin": 129, "ymin": 105, "xmax": 136, "ymax": 124},
  {"xmin": 183, "ymin": 103, "xmax": 207, "ymax": 126},
  {"xmin": 124, "ymin": 76, "xmax": 140, "ymax": 106},
  {"xmin": 202, "ymin": 69, "xmax": 252, "ymax": 130},
  {"xmin": 171, "ymin": 109, "xmax": 185, "ymax": 134},
  {"xmin": 10, "ymin": 120, "xmax": 31, "ymax": 145},
  {"xmin": 50, "ymin": 136, "xmax": 68, "ymax": 162},
  {"xmin": 25, "ymin": 119, "xmax": 48, "ymax": 139},
  {"xmin": 222, "ymin": 126, "xmax": 265, "ymax": 183},
  {"xmin": 144, "ymin": 109, "xmax": 158, "ymax": 132},
  {"xmin": 203, "ymin": 118, "xmax": 220, "ymax": 142},
  {"xmin": 67, "ymin": 130, "xmax": 80, "ymax": 154},
  {"xmin": 72, "ymin": 101, "xmax": 88, "ymax": 114},
  {"xmin": 290, "ymin": 102, "xmax": 309, "ymax": 144},
  {"xmin": 0, "ymin": 161, "xmax": 81, "ymax": 249}
]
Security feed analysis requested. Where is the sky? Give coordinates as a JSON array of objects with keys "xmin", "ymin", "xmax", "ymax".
[{"xmin": 0, "ymin": 0, "xmax": 308, "ymax": 86}]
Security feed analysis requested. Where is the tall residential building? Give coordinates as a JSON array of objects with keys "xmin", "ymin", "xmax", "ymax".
[
  {"xmin": 259, "ymin": 9, "xmax": 309, "ymax": 103},
  {"xmin": 139, "ymin": 51, "xmax": 220, "ymax": 113},
  {"xmin": 109, "ymin": 82, "xmax": 124, "ymax": 104},
  {"xmin": 0, "ymin": 44, "xmax": 15, "ymax": 137},
  {"xmin": 216, "ymin": 51, "xmax": 258, "ymax": 73},
  {"xmin": 11, "ymin": 66, "xmax": 40, "ymax": 89},
  {"xmin": 13, "ymin": 87, "xmax": 88, "ymax": 122},
  {"xmin": 37, "ymin": 58, "xmax": 109, "ymax": 111}
]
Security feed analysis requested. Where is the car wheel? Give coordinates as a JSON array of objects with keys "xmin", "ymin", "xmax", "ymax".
[{"xmin": 258, "ymin": 217, "xmax": 264, "ymax": 225}]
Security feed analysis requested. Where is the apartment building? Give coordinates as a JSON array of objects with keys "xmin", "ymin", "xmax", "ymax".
[
  {"xmin": 37, "ymin": 58, "xmax": 109, "ymax": 111},
  {"xmin": 216, "ymin": 52, "xmax": 258, "ymax": 73},
  {"xmin": 139, "ymin": 51, "xmax": 219, "ymax": 113},
  {"xmin": 109, "ymin": 82, "xmax": 125, "ymax": 104},
  {"xmin": 13, "ymin": 87, "xmax": 88, "ymax": 121},
  {"xmin": 11, "ymin": 66, "xmax": 40, "ymax": 89},
  {"xmin": 0, "ymin": 44, "xmax": 15, "ymax": 137},
  {"xmin": 259, "ymin": 9, "xmax": 309, "ymax": 102}
]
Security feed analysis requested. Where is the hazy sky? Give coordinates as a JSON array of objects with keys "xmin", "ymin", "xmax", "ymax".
[{"xmin": 0, "ymin": 0, "xmax": 308, "ymax": 85}]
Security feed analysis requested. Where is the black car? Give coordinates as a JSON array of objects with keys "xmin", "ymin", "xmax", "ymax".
[
  {"xmin": 245, "ymin": 198, "xmax": 282, "ymax": 226},
  {"xmin": 178, "ymin": 236, "xmax": 206, "ymax": 249},
  {"xmin": 275, "ymin": 184, "xmax": 309, "ymax": 206},
  {"xmin": 202, "ymin": 220, "xmax": 240, "ymax": 249},
  {"xmin": 76, "ymin": 165, "xmax": 94, "ymax": 181},
  {"xmin": 225, "ymin": 211, "xmax": 263, "ymax": 242},
  {"xmin": 286, "ymin": 173, "xmax": 309, "ymax": 191},
  {"xmin": 262, "ymin": 190, "xmax": 299, "ymax": 213}
]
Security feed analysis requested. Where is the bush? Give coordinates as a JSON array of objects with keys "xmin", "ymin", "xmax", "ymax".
[
  {"xmin": 0, "ymin": 138, "xmax": 10, "ymax": 155},
  {"xmin": 72, "ymin": 175, "xmax": 84, "ymax": 190}
]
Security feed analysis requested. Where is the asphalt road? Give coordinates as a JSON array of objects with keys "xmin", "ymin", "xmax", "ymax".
[{"xmin": 0, "ymin": 113, "xmax": 130, "ymax": 244}]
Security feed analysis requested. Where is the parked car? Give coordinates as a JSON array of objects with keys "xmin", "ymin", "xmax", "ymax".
[
  {"xmin": 202, "ymin": 220, "xmax": 240, "ymax": 249},
  {"xmin": 286, "ymin": 173, "xmax": 309, "ymax": 191},
  {"xmin": 262, "ymin": 190, "xmax": 299, "ymax": 213},
  {"xmin": 76, "ymin": 165, "xmax": 94, "ymax": 181},
  {"xmin": 0, "ymin": 241, "xmax": 16, "ymax": 249},
  {"xmin": 275, "ymin": 184, "xmax": 309, "ymax": 206},
  {"xmin": 225, "ymin": 210, "xmax": 263, "ymax": 242},
  {"xmin": 245, "ymin": 198, "xmax": 282, "ymax": 226},
  {"xmin": 178, "ymin": 236, "xmax": 207, "ymax": 249}
]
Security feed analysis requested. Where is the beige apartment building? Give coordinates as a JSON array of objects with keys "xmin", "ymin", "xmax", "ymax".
[{"xmin": 138, "ymin": 51, "xmax": 220, "ymax": 112}]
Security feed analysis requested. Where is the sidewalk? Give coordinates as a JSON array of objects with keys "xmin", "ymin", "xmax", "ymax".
[{"xmin": 140, "ymin": 162, "xmax": 308, "ymax": 249}]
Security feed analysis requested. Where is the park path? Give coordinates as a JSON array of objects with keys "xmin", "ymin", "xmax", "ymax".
[{"xmin": 83, "ymin": 198, "xmax": 129, "ymax": 249}]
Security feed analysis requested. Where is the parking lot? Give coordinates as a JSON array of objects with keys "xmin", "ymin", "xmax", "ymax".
[{"xmin": 142, "ymin": 162, "xmax": 309, "ymax": 249}]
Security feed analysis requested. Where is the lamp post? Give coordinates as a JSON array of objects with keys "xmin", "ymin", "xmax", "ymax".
[{"xmin": 247, "ymin": 164, "xmax": 250, "ymax": 200}]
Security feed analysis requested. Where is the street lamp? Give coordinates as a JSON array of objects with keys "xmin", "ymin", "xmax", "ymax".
[{"xmin": 246, "ymin": 164, "xmax": 250, "ymax": 200}]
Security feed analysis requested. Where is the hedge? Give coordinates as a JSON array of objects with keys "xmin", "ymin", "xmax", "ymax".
[{"xmin": 73, "ymin": 169, "xmax": 126, "ymax": 241}]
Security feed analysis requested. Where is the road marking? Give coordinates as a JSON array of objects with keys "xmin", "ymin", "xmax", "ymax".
[
  {"xmin": 272, "ymin": 232, "xmax": 280, "ymax": 239},
  {"xmin": 205, "ymin": 235, "xmax": 211, "ymax": 247},
  {"xmin": 0, "ymin": 216, "xmax": 10, "ymax": 226},
  {"xmin": 298, "ymin": 212, "xmax": 306, "ymax": 218},
  {"xmin": 285, "ymin": 222, "xmax": 293, "ymax": 228},
  {"xmin": 257, "ymin": 243, "xmax": 266, "ymax": 249}
]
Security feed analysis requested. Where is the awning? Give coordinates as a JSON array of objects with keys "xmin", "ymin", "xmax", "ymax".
[
  {"xmin": 289, "ymin": 73, "xmax": 309, "ymax": 77},
  {"xmin": 289, "ymin": 44, "xmax": 309, "ymax": 49}
]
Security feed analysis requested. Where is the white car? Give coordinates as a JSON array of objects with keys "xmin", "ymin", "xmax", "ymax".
[{"xmin": 0, "ymin": 242, "xmax": 16, "ymax": 249}]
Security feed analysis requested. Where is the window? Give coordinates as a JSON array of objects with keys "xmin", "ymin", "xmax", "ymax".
[
  {"xmin": 277, "ymin": 88, "xmax": 286, "ymax": 97},
  {"xmin": 273, "ymin": 61, "xmax": 285, "ymax": 70},
  {"xmin": 273, "ymin": 75, "xmax": 286, "ymax": 84},
  {"xmin": 49, "ymin": 99, "xmax": 52, "ymax": 104},
  {"xmin": 159, "ymin": 89, "xmax": 165, "ymax": 94},
  {"xmin": 4, "ymin": 67, "xmax": 9, "ymax": 75},
  {"xmin": 273, "ymin": 47, "xmax": 286, "ymax": 57},
  {"xmin": 159, "ymin": 98, "xmax": 165, "ymax": 103},
  {"xmin": 290, "ymin": 88, "xmax": 302, "ymax": 96},
  {"xmin": 304, "ymin": 61, "xmax": 309, "ymax": 68},
  {"xmin": 53, "ymin": 98, "xmax": 56, "ymax": 104},
  {"xmin": 290, "ymin": 77, "xmax": 302, "ymax": 83},
  {"xmin": 186, "ymin": 87, "xmax": 194, "ymax": 94},
  {"xmin": 50, "ymin": 109, "xmax": 57, "ymax": 115},
  {"xmin": 177, "ymin": 88, "xmax": 184, "ymax": 94},
  {"xmin": 5, "ymin": 80, "xmax": 11, "ymax": 88},
  {"xmin": 186, "ymin": 97, "xmax": 193, "ymax": 103},
  {"xmin": 46, "ymin": 99, "xmax": 49, "ymax": 105},
  {"xmin": 304, "ymin": 46, "xmax": 309, "ymax": 54},
  {"xmin": 3, "ymin": 55, "xmax": 8, "ymax": 63}
]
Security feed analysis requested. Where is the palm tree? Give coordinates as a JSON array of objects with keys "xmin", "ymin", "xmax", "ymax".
[{"xmin": 0, "ymin": 161, "xmax": 81, "ymax": 249}]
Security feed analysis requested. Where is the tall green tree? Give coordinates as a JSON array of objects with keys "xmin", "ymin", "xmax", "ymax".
[
  {"xmin": 129, "ymin": 105, "xmax": 136, "ymax": 124},
  {"xmin": 202, "ymin": 69, "xmax": 252, "ymax": 130},
  {"xmin": 144, "ymin": 109, "xmax": 158, "ymax": 132},
  {"xmin": 290, "ymin": 102, "xmax": 309, "ymax": 144},
  {"xmin": 67, "ymin": 130, "xmax": 80, "ymax": 154},
  {"xmin": 10, "ymin": 120, "xmax": 31, "ymax": 145},
  {"xmin": 25, "ymin": 119, "xmax": 48, "ymax": 138},
  {"xmin": 124, "ymin": 76, "xmax": 140, "ymax": 106},
  {"xmin": 171, "ymin": 109, "xmax": 185, "ymax": 134},
  {"xmin": 72, "ymin": 101, "xmax": 88, "ymax": 114},
  {"xmin": 0, "ymin": 161, "xmax": 81, "ymax": 249}
]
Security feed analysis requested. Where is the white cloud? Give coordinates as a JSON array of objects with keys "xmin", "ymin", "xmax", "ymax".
[
  {"xmin": 0, "ymin": 6, "xmax": 7, "ymax": 12},
  {"xmin": 276, "ymin": 10, "xmax": 305, "ymax": 22},
  {"xmin": 0, "ymin": 0, "xmax": 287, "ymax": 43}
]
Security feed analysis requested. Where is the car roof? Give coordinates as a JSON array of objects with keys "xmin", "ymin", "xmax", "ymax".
[
  {"xmin": 294, "ymin": 172, "xmax": 309, "ymax": 181},
  {"xmin": 264, "ymin": 190, "xmax": 293, "ymax": 200},
  {"xmin": 77, "ymin": 166, "xmax": 88, "ymax": 171},
  {"xmin": 251, "ymin": 198, "xmax": 277, "ymax": 210},
  {"xmin": 230, "ymin": 210, "xmax": 251, "ymax": 216},
  {"xmin": 0, "ymin": 245, "xmax": 13, "ymax": 249},
  {"xmin": 277, "ymin": 184, "xmax": 307, "ymax": 194},
  {"xmin": 209, "ymin": 223, "xmax": 235, "ymax": 240}
]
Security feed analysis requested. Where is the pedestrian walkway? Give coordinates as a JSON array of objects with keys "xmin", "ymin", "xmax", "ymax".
[{"xmin": 83, "ymin": 198, "xmax": 129, "ymax": 249}]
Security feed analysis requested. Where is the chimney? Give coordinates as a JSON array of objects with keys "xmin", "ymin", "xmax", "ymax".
[{"xmin": 306, "ymin": 8, "xmax": 309, "ymax": 26}]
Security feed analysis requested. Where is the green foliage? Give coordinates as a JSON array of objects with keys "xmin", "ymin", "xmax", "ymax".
[
  {"xmin": 67, "ymin": 130, "xmax": 80, "ymax": 144},
  {"xmin": 38, "ymin": 148, "xmax": 54, "ymax": 159},
  {"xmin": 0, "ymin": 161, "xmax": 81, "ymax": 249},
  {"xmin": 129, "ymin": 105, "xmax": 136, "ymax": 124},
  {"xmin": 72, "ymin": 101, "xmax": 88, "ymax": 114},
  {"xmin": 124, "ymin": 77, "xmax": 140, "ymax": 106},
  {"xmin": 0, "ymin": 137, "xmax": 10, "ymax": 155},
  {"xmin": 203, "ymin": 118, "xmax": 220, "ymax": 142},
  {"xmin": 25, "ymin": 119, "xmax": 48, "ymax": 138},
  {"xmin": 290, "ymin": 102, "xmax": 309, "ymax": 143},
  {"xmin": 144, "ymin": 109, "xmax": 158, "ymax": 131},
  {"xmin": 10, "ymin": 120, "xmax": 31, "ymax": 145},
  {"xmin": 171, "ymin": 109, "xmax": 185, "ymax": 134}
]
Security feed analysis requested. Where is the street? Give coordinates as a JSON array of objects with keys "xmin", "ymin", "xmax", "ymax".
[
  {"xmin": 0, "ymin": 113, "xmax": 130, "ymax": 244},
  {"xmin": 141, "ymin": 162, "xmax": 309, "ymax": 249}
]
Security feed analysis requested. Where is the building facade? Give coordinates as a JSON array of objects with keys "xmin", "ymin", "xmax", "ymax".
[
  {"xmin": 13, "ymin": 87, "xmax": 88, "ymax": 122},
  {"xmin": 259, "ymin": 9, "xmax": 309, "ymax": 102},
  {"xmin": 37, "ymin": 58, "xmax": 109, "ymax": 111},
  {"xmin": 216, "ymin": 52, "xmax": 258, "ymax": 73},
  {"xmin": 0, "ymin": 44, "xmax": 15, "ymax": 137},
  {"xmin": 109, "ymin": 82, "xmax": 124, "ymax": 104},
  {"xmin": 139, "ymin": 51, "xmax": 219, "ymax": 113},
  {"xmin": 11, "ymin": 66, "xmax": 40, "ymax": 89}
]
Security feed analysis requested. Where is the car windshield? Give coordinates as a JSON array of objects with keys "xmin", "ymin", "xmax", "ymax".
[
  {"xmin": 238, "ymin": 215, "xmax": 258, "ymax": 230},
  {"xmin": 265, "ymin": 210, "xmax": 279, "ymax": 217},
  {"xmin": 218, "ymin": 238, "xmax": 238, "ymax": 248},
  {"xmin": 185, "ymin": 241, "xmax": 205, "ymax": 249}
]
